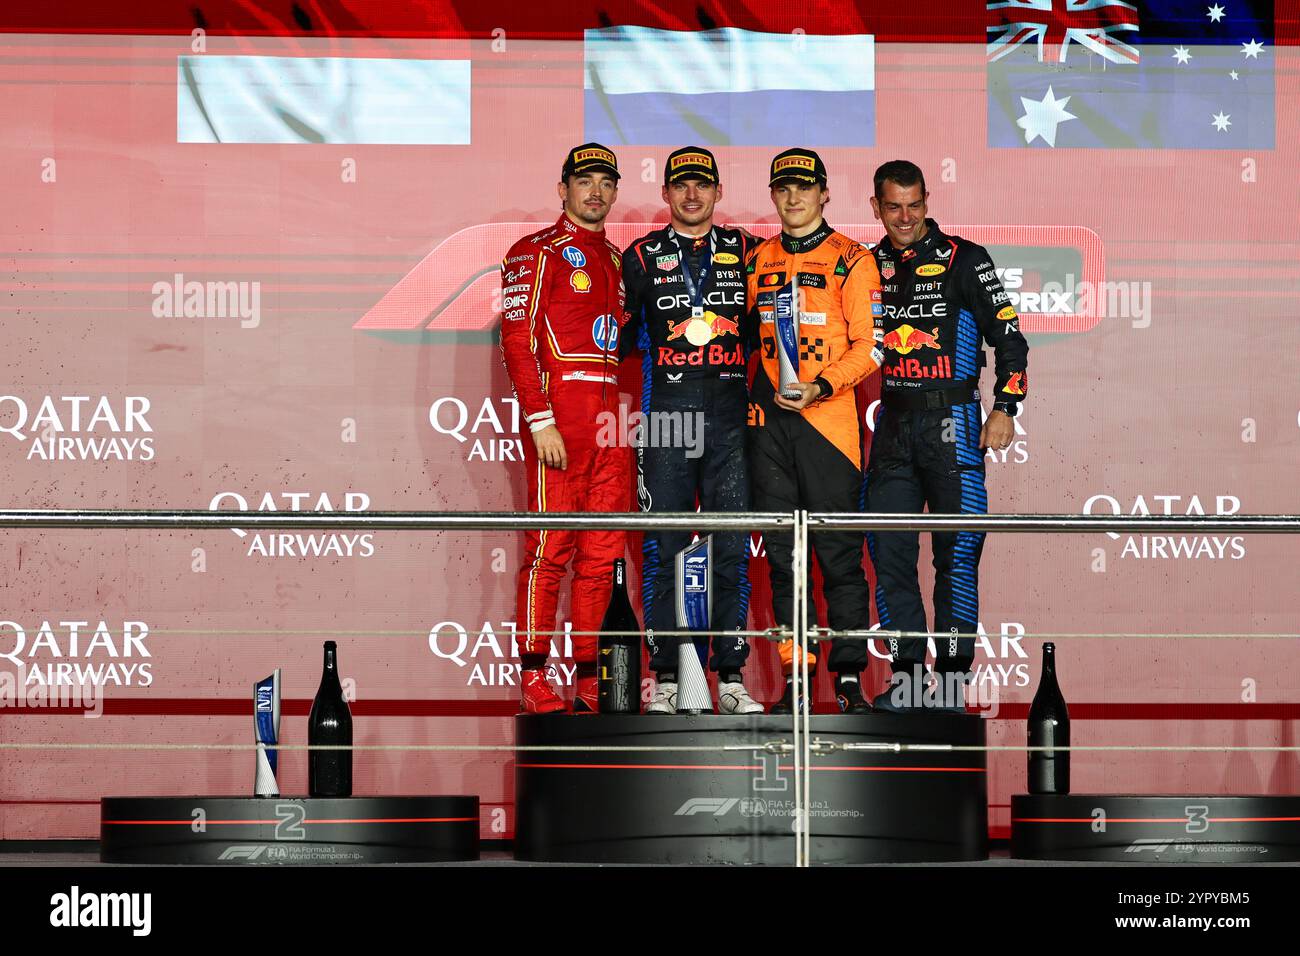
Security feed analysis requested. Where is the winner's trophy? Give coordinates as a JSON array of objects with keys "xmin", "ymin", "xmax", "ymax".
[
  {"xmin": 674, "ymin": 536, "xmax": 714, "ymax": 714},
  {"xmin": 774, "ymin": 275, "xmax": 803, "ymax": 400},
  {"xmin": 253, "ymin": 669, "xmax": 281, "ymax": 797}
]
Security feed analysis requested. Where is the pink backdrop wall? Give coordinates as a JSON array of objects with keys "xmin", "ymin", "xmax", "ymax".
[{"xmin": 2, "ymin": 21, "xmax": 1298, "ymax": 845}]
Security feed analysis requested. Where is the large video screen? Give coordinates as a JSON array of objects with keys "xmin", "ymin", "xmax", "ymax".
[{"xmin": 1, "ymin": 2, "xmax": 1296, "ymax": 843}]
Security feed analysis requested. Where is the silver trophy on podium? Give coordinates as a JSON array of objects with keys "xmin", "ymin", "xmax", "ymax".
[
  {"xmin": 674, "ymin": 536, "xmax": 714, "ymax": 714},
  {"xmin": 774, "ymin": 275, "xmax": 803, "ymax": 400},
  {"xmin": 253, "ymin": 669, "xmax": 281, "ymax": 797}
]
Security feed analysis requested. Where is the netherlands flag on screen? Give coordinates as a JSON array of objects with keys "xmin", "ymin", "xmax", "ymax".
[
  {"xmin": 583, "ymin": 27, "xmax": 875, "ymax": 147},
  {"xmin": 987, "ymin": 0, "xmax": 1275, "ymax": 149}
]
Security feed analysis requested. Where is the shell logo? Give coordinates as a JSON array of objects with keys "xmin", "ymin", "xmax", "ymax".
[{"xmin": 570, "ymin": 269, "xmax": 592, "ymax": 293}]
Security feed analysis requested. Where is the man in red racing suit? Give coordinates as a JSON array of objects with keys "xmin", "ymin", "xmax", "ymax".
[{"xmin": 500, "ymin": 143, "xmax": 633, "ymax": 714}]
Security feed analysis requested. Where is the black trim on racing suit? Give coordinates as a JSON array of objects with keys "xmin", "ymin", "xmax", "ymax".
[
  {"xmin": 867, "ymin": 219, "xmax": 1029, "ymax": 675},
  {"xmin": 623, "ymin": 225, "xmax": 755, "ymax": 674}
]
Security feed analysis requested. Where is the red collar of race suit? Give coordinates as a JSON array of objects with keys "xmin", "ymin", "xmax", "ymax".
[{"xmin": 557, "ymin": 213, "xmax": 608, "ymax": 245}]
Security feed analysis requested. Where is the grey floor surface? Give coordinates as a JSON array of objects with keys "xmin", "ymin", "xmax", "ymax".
[{"xmin": 1, "ymin": 849, "xmax": 1295, "ymax": 867}]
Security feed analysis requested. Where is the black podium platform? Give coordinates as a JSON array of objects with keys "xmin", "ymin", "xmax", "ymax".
[
  {"xmin": 515, "ymin": 713, "xmax": 987, "ymax": 864},
  {"xmin": 1011, "ymin": 794, "xmax": 1300, "ymax": 862},
  {"xmin": 100, "ymin": 796, "xmax": 479, "ymax": 864}
]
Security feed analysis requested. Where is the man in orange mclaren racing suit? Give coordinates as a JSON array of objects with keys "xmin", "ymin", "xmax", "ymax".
[
  {"xmin": 866, "ymin": 160, "xmax": 1029, "ymax": 713},
  {"xmin": 500, "ymin": 143, "xmax": 633, "ymax": 714},
  {"xmin": 747, "ymin": 148, "xmax": 883, "ymax": 715}
]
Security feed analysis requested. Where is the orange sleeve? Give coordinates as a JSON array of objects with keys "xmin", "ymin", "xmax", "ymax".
[{"xmin": 819, "ymin": 243, "xmax": 882, "ymax": 396}]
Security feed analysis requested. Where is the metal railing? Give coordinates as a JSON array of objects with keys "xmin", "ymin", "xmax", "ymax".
[{"xmin": 3, "ymin": 509, "xmax": 1295, "ymax": 533}]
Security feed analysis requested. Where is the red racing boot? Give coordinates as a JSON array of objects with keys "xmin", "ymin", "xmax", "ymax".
[
  {"xmin": 571, "ymin": 674, "xmax": 600, "ymax": 714},
  {"xmin": 520, "ymin": 668, "xmax": 566, "ymax": 715}
]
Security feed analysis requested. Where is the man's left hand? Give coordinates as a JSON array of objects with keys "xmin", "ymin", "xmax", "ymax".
[
  {"xmin": 979, "ymin": 409, "xmax": 1015, "ymax": 450},
  {"xmin": 726, "ymin": 224, "xmax": 760, "ymax": 245},
  {"xmin": 774, "ymin": 382, "xmax": 822, "ymax": 411}
]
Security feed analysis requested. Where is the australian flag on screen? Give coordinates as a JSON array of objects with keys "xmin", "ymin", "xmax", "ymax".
[
  {"xmin": 583, "ymin": 26, "xmax": 875, "ymax": 146},
  {"xmin": 987, "ymin": 1, "xmax": 1274, "ymax": 148}
]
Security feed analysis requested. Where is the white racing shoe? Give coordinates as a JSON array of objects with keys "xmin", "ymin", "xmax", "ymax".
[
  {"xmin": 717, "ymin": 680, "xmax": 765, "ymax": 715},
  {"xmin": 645, "ymin": 681, "xmax": 678, "ymax": 715}
]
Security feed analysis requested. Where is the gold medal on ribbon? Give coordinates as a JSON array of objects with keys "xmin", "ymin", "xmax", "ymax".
[
  {"xmin": 686, "ymin": 310, "xmax": 717, "ymax": 348},
  {"xmin": 685, "ymin": 316, "xmax": 714, "ymax": 346}
]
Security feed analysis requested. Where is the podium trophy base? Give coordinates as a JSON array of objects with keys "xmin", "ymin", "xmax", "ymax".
[
  {"xmin": 515, "ymin": 713, "xmax": 988, "ymax": 864},
  {"xmin": 100, "ymin": 795, "xmax": 479, "ymax": 864},
  {"xmin": 1011, "ymin": 794, "xmax": 1300, "ymax": 862}
]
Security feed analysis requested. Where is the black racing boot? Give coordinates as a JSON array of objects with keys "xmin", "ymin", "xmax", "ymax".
[
  {"xmin": 768, "ymin": 674, "xmax": 811, "ymax": 715},
  {"xmin": 833, "ymin": 673, "xmax": 873, "ymax": 714},
  {"xmin": 872, "ymin": 664, "xmax": 928, "ymax": 713},
  {"xmin": 930, "ymin": 665, "xmax": 971, "ymax": 715}
]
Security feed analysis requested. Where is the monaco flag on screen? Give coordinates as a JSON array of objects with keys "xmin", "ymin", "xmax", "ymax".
[{"xmin": 583, "ymin": 26, "xmax": 875, "ymax": 146}]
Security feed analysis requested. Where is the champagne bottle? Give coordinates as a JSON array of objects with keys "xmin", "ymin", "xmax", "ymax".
[
  {"xmin": 1027, "ymin": 642, "xmax": 1070, "ymax": 794},
  {"xmin": 597, "ymin": 559, "xmax": 641, "ymax": 714},
  {"xmin": 308, "ymin": 641, "xmax": 353, "ymax": 797}
]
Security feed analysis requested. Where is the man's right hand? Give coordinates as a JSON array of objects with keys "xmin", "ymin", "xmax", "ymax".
[{"xmin": 532, "ymin": 425, "xmax": 568, "ymax": 470}]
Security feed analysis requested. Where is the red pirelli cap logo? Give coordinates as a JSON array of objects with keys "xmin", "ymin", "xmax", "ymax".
[
  {"xmin": 774, "ymin": 155, "xmax": 816, "ymax": 172},
  {"xmin": 575, "ymin": 148, "xmax": 616, "ymax": 166},
  {"xmin": 671, "ymin": 152, "xmax": 714, "ymax": 170}
]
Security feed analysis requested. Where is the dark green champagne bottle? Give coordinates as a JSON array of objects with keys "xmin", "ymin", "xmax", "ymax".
[
  {"xmin": 597, "ymin": 559, "xmax": 641, "ymax": 713},
  {"xmin": 1028, "ymin": 642, "xmax": 1070, "ymax": 794},
  {"xmin": 308, "ymin": 641, "xmax": 353, "ymax": 797}
]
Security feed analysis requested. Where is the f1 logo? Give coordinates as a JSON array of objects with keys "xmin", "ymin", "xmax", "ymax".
[
  {"xmin": 683, "ymin": 554, "xmax": 708, "ymax": 592},
  {"xmin": 217, "ymin": 845, "xmax": 267, "ymax": 861},
  {"xmin": 675, "ymin": 798, "xmax": 738, "ymax": 816}
]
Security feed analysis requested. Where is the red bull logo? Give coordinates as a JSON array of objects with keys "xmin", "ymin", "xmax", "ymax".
[
  {"xmin": 666, "ymin": 318, "xmax": 692, "ymax": 341},
  {"xmin": 881, "ymin": 324, "xmax": 941, "ymax": 355},
  {"xmin": 710, "ymin": 314, "xmax": 740, "ymax": 337},
  {"xmin": 657, "ymin": 344, "xmax": 745, "ymax": 367},
  {"xmin": 1004, "ymin": 371, "xmax": 1027, "ymax": 396},
  {"xmin": 886, "ymin": 355, "xmax": 953, "ymax": 380}
]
